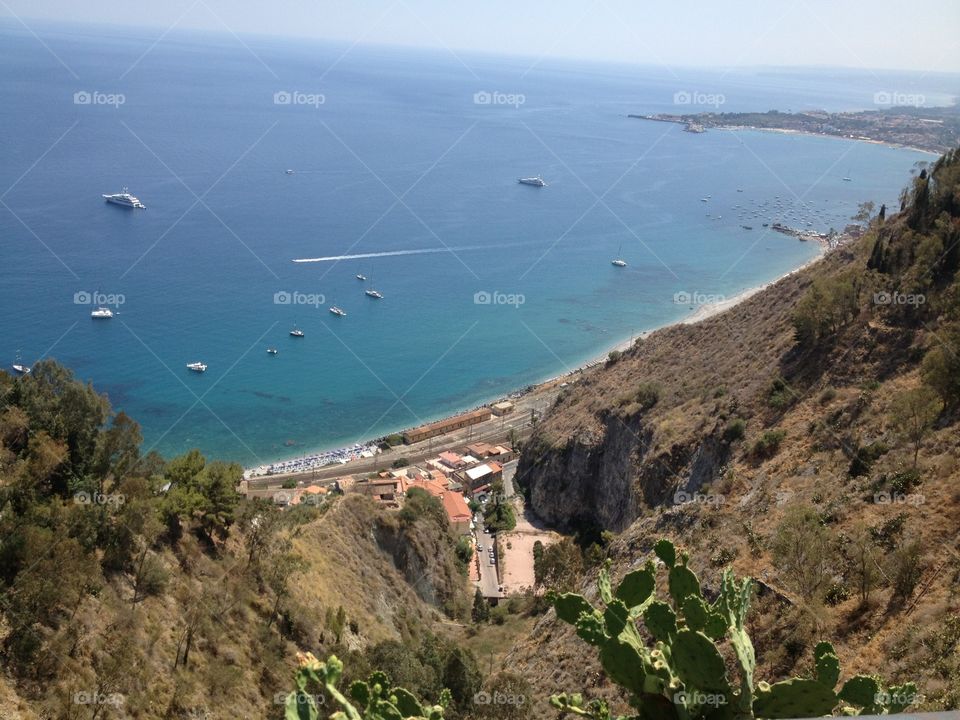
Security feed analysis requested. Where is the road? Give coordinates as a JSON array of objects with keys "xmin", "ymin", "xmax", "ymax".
[{"xmin": 474, "ymin": 514, "xmax": 502, "ymax": 599}]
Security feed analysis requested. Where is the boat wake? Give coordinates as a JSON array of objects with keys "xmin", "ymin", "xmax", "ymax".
[{"xmin": 292, "ymin": 243, "xmax": 523, "ymax": 263}]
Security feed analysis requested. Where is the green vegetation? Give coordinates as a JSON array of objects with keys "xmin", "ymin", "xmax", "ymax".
[
  {"xmin": 547, "ymin": 539, "xmax": 919, "ymax": 719},
  {"xmin": 482, "ymin": 500, "xmax": 516, "ymax": 532},
  {"xmin": 750, "ymin": 429, "xmax": 786, "ymax": 460}
]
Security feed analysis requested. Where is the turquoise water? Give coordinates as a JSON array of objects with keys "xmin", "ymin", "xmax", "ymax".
[{"xmin": 0, "ymin": 22, "xmax": 940, "ymax": 464}]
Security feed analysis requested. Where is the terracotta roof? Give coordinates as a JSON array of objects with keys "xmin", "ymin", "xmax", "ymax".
[{"xmin": 441, "ymin": 492, "xmax": 472, "ymax": 522}]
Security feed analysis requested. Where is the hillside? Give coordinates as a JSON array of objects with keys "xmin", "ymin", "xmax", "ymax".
[
  {"xmin": 0, "ymin": 367, "xmax": 472, "ymax": 719},
  {"xmin": 507, "ymin": 149, "xmax": 960, "ymax": 716}
]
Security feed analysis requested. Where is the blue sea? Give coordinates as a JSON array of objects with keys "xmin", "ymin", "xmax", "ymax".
[{"xmin": 0, "ymin": 21, "xmax": 949, "ymax": 465}]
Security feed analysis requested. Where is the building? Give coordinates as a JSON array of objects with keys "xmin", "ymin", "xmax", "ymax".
[
  {"xmin": 491, "ymin": 401, "xmax": 514, "ymax": 416},
  {"xmin": 438, "ymin": 451, "xmax": 466, "ymax": 470},
  {"xmin": 402, "ymin": 408, "xmax": 492, "ymax": 444},
  {"xmin": 441, "ymin": 492, "xmax": 473, "ymax": 534},
  {"xmin": 458, "ymin": 461, "xmax": 503, "ymax": 491}
]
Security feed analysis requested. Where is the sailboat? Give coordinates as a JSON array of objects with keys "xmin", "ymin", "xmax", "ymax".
[
  {"xmin": 364, "ymin": 277, "xmax": 383, "ymax": 299},
  {"xmin": 12, "ymin": 350, "xmax": 31, "ymax": 375},
  {"xmin": 611, "ymin": 243, "xmax": 627, "ymax": 267}
]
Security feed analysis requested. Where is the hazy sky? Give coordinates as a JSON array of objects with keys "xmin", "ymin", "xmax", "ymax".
[{"xmin": 4, "ymin": 0, "xmax": 959, "ymax": 73}]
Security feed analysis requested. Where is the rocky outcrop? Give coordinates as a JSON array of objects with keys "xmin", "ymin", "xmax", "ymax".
[{"xmin": 517, "ymin": 411, "xmax": 730, "ymax": 533}]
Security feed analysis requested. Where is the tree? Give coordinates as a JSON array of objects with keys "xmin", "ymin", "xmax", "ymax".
[
  {"xmin": 533, "ymin": 538, "xmax": 584, "ymax": 593},
  {"xmin": 471, "ymin": 588, "xmax": 490, "ymax": 623},
  {"xmin": 845, "ymin": 523, "xmax": 882, "ymax": 605},
  {"xmin": 922, "ymin": 322, "xmax": 960, "ymax": 409},
  {"xmin": 771, "ymin": 505, "xmax": 832, "ymax": 601},
  {"xmin": 890, "ymin": 386, "xmax": 943, "ymax": 468},
  {"xmin": 852, "ymin": 200, "xmax": 876, "ymax": 224}
]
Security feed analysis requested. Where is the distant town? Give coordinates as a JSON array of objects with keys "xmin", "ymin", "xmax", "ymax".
[{"xmin": 631, "ymin": 104, "xmax": 960, "ymax": 153}]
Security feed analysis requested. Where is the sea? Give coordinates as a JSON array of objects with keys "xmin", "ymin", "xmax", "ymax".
[{"xmin": 0, "ymin": 20, "xmax": 952, "ymax": 465}]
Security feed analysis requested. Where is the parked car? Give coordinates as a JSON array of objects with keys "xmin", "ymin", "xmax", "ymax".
[
  {"xmin": 489, "ymin": 557, "xmax": 495, "ymax": 565},
  {"xmin": 477, "ymin": 544, "xmax": 483, "ymax": 552}
]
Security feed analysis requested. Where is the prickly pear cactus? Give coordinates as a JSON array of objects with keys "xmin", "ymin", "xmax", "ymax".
[
  {"xmin": 285, "ymin": 652, "xmax": 448, "ymax": 720},
  {"xmin": 548, "ymin": 539, "xmax": 920, "ymax": 720}
]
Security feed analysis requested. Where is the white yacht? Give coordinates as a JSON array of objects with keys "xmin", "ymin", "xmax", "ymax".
[
  {"xmin": 102, "ymin": 188, "xmax": 145, "ymax": 209},
  {"xmin": 12, "ymin": 350, "xmax": 30, "ymax": 375},
  {"xmin": 355, "ymin": 274, "xmax": 367, "ymax": 281},
  {"xmin": 329, "ymin": 306, "xmax": 346, "ymax": 317},
  {"xmin": 267, "ymin": 347, "xmax": 279, "ymax": 355},
  {"xmin": 290, "ymin": 326, "xmax": 304, "ymax": 337},
  {"xmin": 90, "ymin": 307, "xmax": 114, "ymax": 319},
  {"xmin": 186, "ymin": 361, "xmax": 207, "ymax": 373},
  {"xmin": 365, "ymin": 289, "xmax": 383, "ymax": 299},
  {"xmin": 285, "ymin": 169, "xmax": 295, "ymax": 175},
  {"xmin": 518, "ymin": 175, "xmax": 546, "ymax": 187}
]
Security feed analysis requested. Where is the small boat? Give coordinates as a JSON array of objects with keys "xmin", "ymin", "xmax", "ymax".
[
  {"xmin": 290, "ymin": 326, "xmax": 304, "ymax": 337},
  {"xmin": 186, "ymin": 362, "xmax": 207, "ymax": 373},
  {"xmin": 90, "ymin": 307, "xmax": 114, "ymax": 319},
  {"xmin": 329, "ymin": 306, "xmax": 347, "ymax": 317},
  {"xmin": 285, "ymin": 169, "xmax": 295, "ymax": 175},
  {"xmin": 842, "ymin": 177, "xmax": 852, "ymax": 182},
  {"xmin": 356, "ymin": 274, "xmax": 367, "ymax": 281},
  {"xmin": 518, "ymin": 175, "xmax": 546, "ymax": 187},
  {"xmin": 700, "ymin": 197, "xmax": 709, "ymax": 202},
  {"xmin": 102, "ymin": 187, "xmax": 145, "ymax": 209},
  {"xmin": 611, "ymin": 243, "xmax": 627, "ymax": 267},
  {"xmin": 12, "ymin": 350, "xmax": 30, "ymax": 375},
  {"xmin": 741, "ymin": 225, "xmax": 753, "ymax": 230},
  {"xmin": 267, "ymin": 347, "xmax": 278, "ymax": 355},
  {"xmin": 365, "ymin": 289, "xmax": 383, "ymax": 299}
]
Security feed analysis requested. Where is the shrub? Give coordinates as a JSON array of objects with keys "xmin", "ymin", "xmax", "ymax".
[
  {"xmin": 710, "ymin": 546, "xmax": 738, "ymax": 567},
  {"xmin": 768, "ymin": 377, "xmax": 794, "ymax": 410},
  {"xmin": 848, "ymin": 442, "xmax": 889, "ymax": 477},
  {"xmin": 723, "ymin": 418, "xmax": 747, "ymax": 442},
  {"xmin": 771, "ymin": 505, "xmax": 832, "ymax": 601},
  {"xmin": 606, "ymin": 349, "xmax": 622, "ymax": 365},
  {"xmin": 391, "ymin": 457, "xmax": 410, "ymax": 469},
  {"xmin": 824, "ymin": 582, "xmax": 851, "ymax": 606},
  {"xmin": 751, "ymin": 429, "xmax": 786, "ymax": 460}
]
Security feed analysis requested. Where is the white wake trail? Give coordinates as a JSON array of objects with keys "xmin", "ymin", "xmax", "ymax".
[{"xmin": 292, "ymin": 242, "xmax": 525, "ymax": 263}]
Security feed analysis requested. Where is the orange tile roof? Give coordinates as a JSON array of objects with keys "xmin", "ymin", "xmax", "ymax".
[{"xmin": 441, "ymin": 492, "xmax": 472, "ymax": 522}]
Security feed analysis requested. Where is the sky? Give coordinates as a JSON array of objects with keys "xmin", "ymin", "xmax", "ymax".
[{"xmin": 3, "ymin": 0, "xmax": 959, "ymax": 73}]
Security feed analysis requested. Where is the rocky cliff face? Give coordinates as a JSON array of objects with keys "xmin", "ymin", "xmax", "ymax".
[{"xmin": 518, "ymin": 409, "xmax": 731, "ymax": 533}]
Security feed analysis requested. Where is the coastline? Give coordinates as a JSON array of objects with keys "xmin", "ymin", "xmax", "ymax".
[{"xmin": 245, "ymin": 244, "xmax": 827, "ymax": 476}]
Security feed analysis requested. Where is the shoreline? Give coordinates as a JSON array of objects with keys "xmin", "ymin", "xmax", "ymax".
[{"xmin": 245, "ymin": 243, "xmax": 827, "ymax": 477}]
